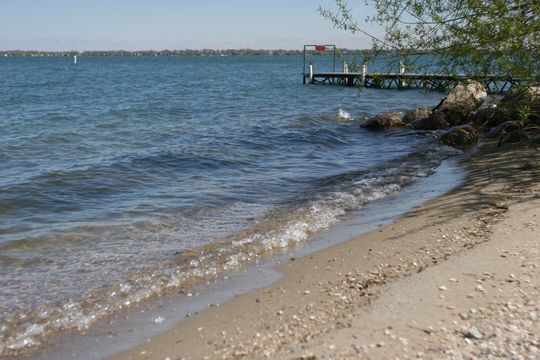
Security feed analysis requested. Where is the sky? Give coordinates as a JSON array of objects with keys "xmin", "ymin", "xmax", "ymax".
[{"xmin": 0, "ymin": 0, "xmax": 379, "ymax": 51}]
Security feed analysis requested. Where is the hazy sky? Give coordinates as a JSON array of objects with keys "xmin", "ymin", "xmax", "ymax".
[{"xmin": 0, "ymin": 0, "xmax": 378, "ymax": 51}]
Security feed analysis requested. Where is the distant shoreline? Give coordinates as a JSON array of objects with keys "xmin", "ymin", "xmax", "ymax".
[{"xmin": 1, "ymin": 48, "xmax": 372, "ymax": 57}]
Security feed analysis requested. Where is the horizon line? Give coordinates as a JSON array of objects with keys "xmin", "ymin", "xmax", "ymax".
[{"xmin": 1, "ymin": 47, "xmax": 372, "ymax": 53}]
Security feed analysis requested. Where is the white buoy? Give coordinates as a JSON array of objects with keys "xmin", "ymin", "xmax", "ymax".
[{"xmin": 73, "ymin": 55, "xmax": 77, "ymax": 64}]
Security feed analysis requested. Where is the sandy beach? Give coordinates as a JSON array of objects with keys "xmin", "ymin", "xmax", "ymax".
[{"xmin": 109, "ymin": 138, "xmax": 539, "ymax": 359}]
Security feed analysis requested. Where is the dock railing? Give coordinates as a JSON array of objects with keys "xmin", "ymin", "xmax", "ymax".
[{"xmin": 304, "ymin": 58, "xmax": 520, "ymax": 94}]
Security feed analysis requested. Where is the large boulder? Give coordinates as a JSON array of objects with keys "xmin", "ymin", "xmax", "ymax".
[
  {"xmin": 403, "ymin": 106, "xmax": 431, "ymax": 124},
  {"xmin": 468, "ymin": 106, "xmax": 509, "ymax": 128},
  {"xmin": 487, "ymin": 120, "xmax": 523, "ymax": 138},
  {"xmin": 433, "ymin": 81, "xmax": 488, "ymax": 126},
  {"xmin": 439, "ymin": 125, "xmax": 479, "ymax": 147},
  {"xmin": 362, "ymin": 111, "xmax": 404, "ymax": 130},
  {"xmin": 411, "ymin": 111, "xmax": 449, "ymax": 130},
  {"xmin": 499, "ymin": 86, "xmax": 540, "ymax": 108}
]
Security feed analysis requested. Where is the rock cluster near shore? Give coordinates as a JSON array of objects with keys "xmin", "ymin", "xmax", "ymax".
[{"xmin": 361, "ymin": 83, "xmax": 540, "ymax": 149}]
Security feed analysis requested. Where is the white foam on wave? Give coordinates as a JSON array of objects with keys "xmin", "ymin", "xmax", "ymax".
[
  {"xmin": 337, "ymin": 109, "xmax": 353, "ymax": 120},
  {"xmin": 238, "ymin": 144, "xmax": 461, "ymax": 254}
]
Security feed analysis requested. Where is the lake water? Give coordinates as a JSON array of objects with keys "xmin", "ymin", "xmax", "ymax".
[{"xmin": 0, "ymin": 55, "xmax": 455, "ymax": 355}]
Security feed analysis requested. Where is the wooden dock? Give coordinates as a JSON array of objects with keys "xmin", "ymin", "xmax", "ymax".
[
  {"xmin": 304, "ymin": 70, "xmax": 520, "ymax": 94},
  {"xmin": 301, "ymin": 45, "xmax": 520, "ymax": 94}
]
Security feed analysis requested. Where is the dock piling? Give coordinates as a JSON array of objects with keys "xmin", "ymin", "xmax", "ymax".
[
  {"xmin": 361, "ymin": 63, "xmax": 367, "ymax": 84},
  {"xmin": 399, "ymin": 62, "xmax": 407, "ymax": 88}
]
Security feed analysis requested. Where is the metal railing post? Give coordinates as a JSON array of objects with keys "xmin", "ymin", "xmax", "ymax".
[{"xmin": 361, "ymin": 63, "xmax": 367, "ymax": 85}]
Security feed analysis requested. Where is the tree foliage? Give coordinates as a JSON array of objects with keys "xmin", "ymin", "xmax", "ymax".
[{"xmin": 321, "ymin": 0, "xmax": 540, "ymax": 84}]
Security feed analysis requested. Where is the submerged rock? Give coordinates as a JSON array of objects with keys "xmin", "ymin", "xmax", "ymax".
[
  {"xmin": 362, "ymin": 111, "xmax": 404, "ymax": 130},
  {"xmin": 403, "ymin": 106, "xmax": 431, "ymax": 124},
  {"xmin": 412, "ymin": 112, "xmax": 449, "ymax": 130},
  {"xmin": 439, "ymin": 125, "xmax": 479, "ymax": 147}
]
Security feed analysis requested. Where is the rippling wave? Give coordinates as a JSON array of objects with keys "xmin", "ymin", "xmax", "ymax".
[
  {"xmin": 0, "ymin": 55, "xmax": 447, "ymax": 355},
  {"xmin": 0, "ymin": 143, "xmax": 461, "ymax": 354}
]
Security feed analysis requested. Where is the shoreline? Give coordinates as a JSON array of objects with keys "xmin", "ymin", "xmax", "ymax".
[
  {"xmin": 109, "ymin": 138, "xmax": 539, "ymax": 359},
  {"xmin": 10, "ymin": 142, "xmax": 465, "ymax": 360}
]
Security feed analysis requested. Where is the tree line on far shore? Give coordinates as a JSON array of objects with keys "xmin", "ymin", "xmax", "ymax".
[{"xmin": 0, "ymin": 49, "xmax": 372, "ymax": 57}]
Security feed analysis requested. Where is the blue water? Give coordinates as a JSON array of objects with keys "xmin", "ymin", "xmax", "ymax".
[{"xmin": 0, "ymin": 55, "xmax": 451, "ymax": 354}]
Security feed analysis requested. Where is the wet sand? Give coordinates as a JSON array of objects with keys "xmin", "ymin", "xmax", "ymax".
[{"xmin": 110, "ymin": 139, "xmax": 540, "ymax": 360}]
